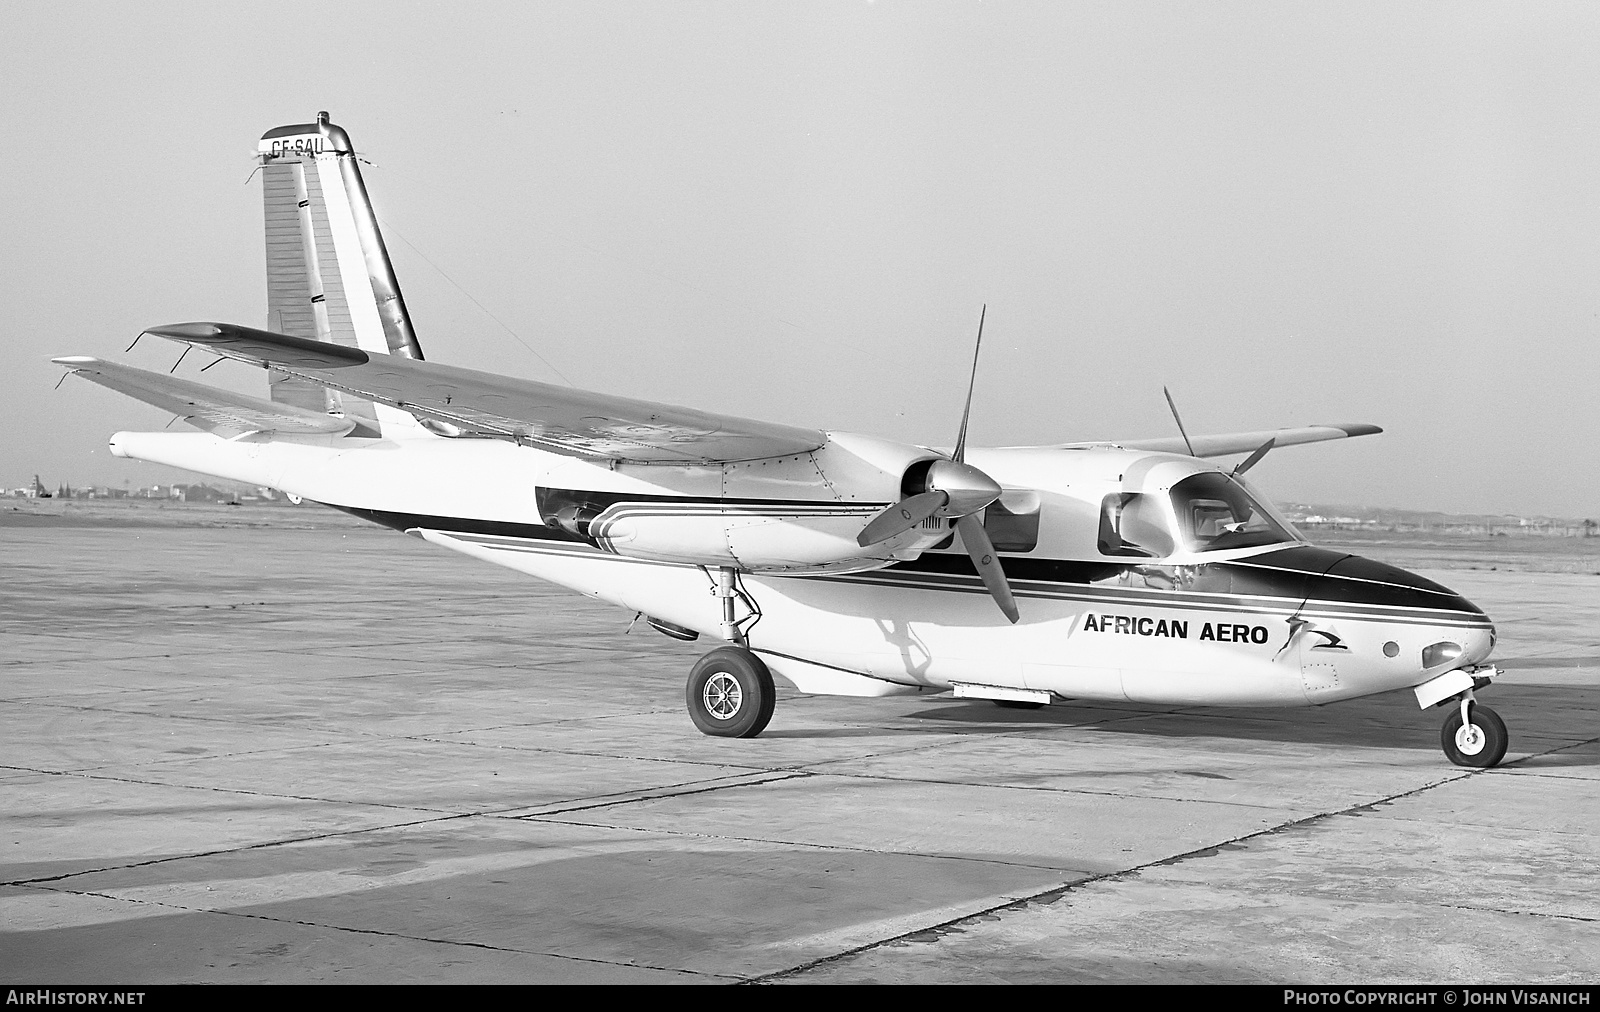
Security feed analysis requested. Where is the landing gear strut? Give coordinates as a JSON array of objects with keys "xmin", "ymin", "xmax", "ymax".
[{"xmin": 686, "ymin": 567, "xmax": 772, "ymax": 737}]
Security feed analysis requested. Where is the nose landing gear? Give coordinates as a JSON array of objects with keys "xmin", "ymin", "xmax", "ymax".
[
  {"xmin": 1414, "ymin": 665, "xmax": 1508, "ymax": 768},
  {"xmin": 1441, "ymin": 699, "xmax": 1508, "ymax": 768}
]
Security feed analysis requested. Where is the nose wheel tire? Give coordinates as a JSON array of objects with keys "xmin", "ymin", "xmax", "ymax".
[
  {"xmin": 1441, "ymin": 703, "xmax": 1508, "ymax": 768},
  {"xmin": 686, "ymin": 646, "xmax": 775, "ymax": 738}
]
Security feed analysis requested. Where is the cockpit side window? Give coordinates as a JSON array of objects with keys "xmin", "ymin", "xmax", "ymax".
[
  {"xmin": 1169, "ymin": 472, "xmax": 1297, "ymax": 551},
  {"xmin": 1098, "ymin": 493, "xmax": 1175, "ymax": 558}
]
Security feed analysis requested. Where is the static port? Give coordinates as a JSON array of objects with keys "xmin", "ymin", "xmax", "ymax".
[{"xmin": 1383, "ymin": 641, "xmax": 1400, "ymax": 658}]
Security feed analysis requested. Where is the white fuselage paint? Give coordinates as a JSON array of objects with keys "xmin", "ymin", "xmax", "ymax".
[{"xmin": 108, "ymin": 428, "xmax": 1494, "ymax": 704}]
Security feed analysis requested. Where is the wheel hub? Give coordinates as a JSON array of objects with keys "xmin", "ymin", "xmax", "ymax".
[
  {"xmin": 702, "ymin": 672, "xmax": 743, "ymax": 720},
  {"xmin": 1455, "ymin": 722, "xmax": 1486, "ymax": 756}
]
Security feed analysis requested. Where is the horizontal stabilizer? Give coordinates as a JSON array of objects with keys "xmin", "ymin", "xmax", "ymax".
[
  {"xmin": 139, "ymin": 322, "xmax": 827, "ymax": 464},
  {"xmin": 53, "ymin": 357, "xmax": 355, "ymax": 438},
  {"xmin": 1067, "ymin": 423, "xmax": 1382, "ymax": 458}
]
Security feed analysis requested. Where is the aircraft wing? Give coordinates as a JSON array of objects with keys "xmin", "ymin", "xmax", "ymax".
[
  {"xmin": 1069, "ymin": 423, "xmax": 1382, "ymax": 458},
  {"xmin": 140, "ymin": 322, "xmax": 826, "ymax": 464},
  {"xmin": 53, "ymin": 356, "xmax": 356, "ymax": 437}
]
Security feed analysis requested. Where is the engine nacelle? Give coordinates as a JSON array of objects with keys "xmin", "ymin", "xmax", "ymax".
[{"xmin": 537, "ymin": 431, "xmax": 949, "ymax": 574}]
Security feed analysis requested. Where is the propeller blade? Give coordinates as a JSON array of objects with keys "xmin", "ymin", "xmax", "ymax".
[
  {"xmin": 1162, "ymin": 385, "xmax": 1196, "ymax": 457},
  {"xmin": 952, "ymin": 304, "xmax": 986, "ymax": 464},
  {"xmin": 857, "ymin": 490, "xmax": 948, "ymax": 547},
  {"xmin": 1232, "ymin": 437, "xmax": 1275, "ymax": 476},
  {"xmin": 955, "ymin": 513, "xmax": 1019, "ymax": 624}
]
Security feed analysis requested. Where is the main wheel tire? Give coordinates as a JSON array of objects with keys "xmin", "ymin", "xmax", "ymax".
[
  {"xmin": 1441, "ymin": 703, "xmax": 1508, "ymax": 768},
  {"xmin": 686, "ymin": 646, "xmax": 775, "ymax": 738},
  {"xmin": 993, "ymin": 700, "xmax": 1045, "ymax": 710}
]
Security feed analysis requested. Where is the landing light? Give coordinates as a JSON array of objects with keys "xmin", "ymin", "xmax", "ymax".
[{"xmin": 1422, "ymin": 641, "xmax": 1463, "ymax": 668}]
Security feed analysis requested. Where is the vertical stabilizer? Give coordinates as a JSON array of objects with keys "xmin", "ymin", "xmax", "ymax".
[{"xmin": 258, "ymin": 112, "xmax": 426, "ymax": 436}]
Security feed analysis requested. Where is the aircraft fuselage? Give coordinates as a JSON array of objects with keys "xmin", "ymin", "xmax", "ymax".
[{"xmin": 107, "ymin": 428, "xmax": 1494, "ymax": 709}]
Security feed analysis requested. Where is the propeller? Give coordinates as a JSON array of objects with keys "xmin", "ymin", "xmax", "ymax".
[
  {"xmin": 855, "ymin": 459, "xmax": 1003, "ymax": 545},
  {"xmin": 1163, "ymin": 385, "xmax": 1196, "ymax": 457},
  {"xmin": 1232, "ymin": 437, "xmax": 1275, "ymax": 476},
  {"xmin": 956, "ymin": 513, "xmax": 1019, "ymax": 623},
  {"xmin": 857, "ymin": 305, "xmax": 1020, "ymax": 623}
]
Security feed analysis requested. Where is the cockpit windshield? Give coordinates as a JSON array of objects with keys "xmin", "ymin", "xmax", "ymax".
[{"xmin": 1169, "ymin": 472, "xmax": 1300, "ymax": 552}]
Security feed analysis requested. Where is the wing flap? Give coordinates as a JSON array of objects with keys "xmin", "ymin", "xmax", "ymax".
[
  {"xmin": 54, "ymin": 357, "xmax": 356, "ymax": 437},
  {"xmin": 141, "ymin": 322, "xmax": 826, "ymax": 464},
  {"xmin": 1068, "ymin": 423, "xmax": 1382, "ymax": 458}
]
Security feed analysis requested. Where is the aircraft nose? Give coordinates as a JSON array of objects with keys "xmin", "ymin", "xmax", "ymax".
[
  {"xmin": 1323, "ymin": 554, "xmax": 1485, "ymax": 617},
  {"xmin": 1322, "ymin": 553, "xmax": 1496, "ymax": 669}
]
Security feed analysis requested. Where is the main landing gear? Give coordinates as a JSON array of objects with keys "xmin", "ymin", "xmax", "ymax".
[
  {"xmin": 1441, "ymin": 699, "xmax": 1508, "ymax": 769},
  {"xmin": 686, "ymin": 646, "xmax": 775, "ymax": 738},
  {"xmin": 686, "ymin": 568, "xmax": 773, "ymax": 738}
]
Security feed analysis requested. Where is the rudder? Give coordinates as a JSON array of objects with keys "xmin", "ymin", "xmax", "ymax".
[{"xmin": 258, "ymin": 112, "xmax": 426, "ymax": 436}]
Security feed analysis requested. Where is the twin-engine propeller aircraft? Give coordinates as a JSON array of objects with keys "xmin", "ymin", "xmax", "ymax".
[{"xmin": 57, "ymin": 113, "xmax": 1508, "ymax": 767}]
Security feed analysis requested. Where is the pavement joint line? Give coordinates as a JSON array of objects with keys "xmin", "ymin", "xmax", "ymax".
[
  {"xmin": 5, "ymin": 699, "xmax": 694, "ymax": 743},
  {"xmin": 412, "ymin": 720, "xmax": 1164, "ymax": 774},
  {"xmin": 401, "ymin": 736, "xmax": 788, "ymax": 773},
  {"xmin": 778, "ymin": 709, "xmax": 1234, "ymax": 775},
  {"xmin": 3, "ymin": 765, "xmax": 855, "ymax": 880},
  {"xmin": 742, "ymin": 768, "xmax": 1491, "ymax": 983},
  {"xmin": 16, "ymin": 883, "xmax": 738, "ymax": 979},
  {"xmin": 509, "ymin": 770, "xmax": 816, "ymax": 818},
  {"xmin": 1, "ymin": 812, "xmax": 478, "ymax": 889},
  {"xmin": 784, "ymin": 714, "xmax": 1177, "ymax": 771},
  {"xmin": 0, "ymin": 763, "xmax": 472, "ymax": 822},
  {"xmin": 1431, "ymin": 900, "xmax": 1598, "ymax": 924},
  {"xmin": 13, "ymin": 740, "xmax": 358, "ymax": 776},
  {"xmin": 782, "ymin": 767, "xmax": 1347, "ymax": 811},
  {"xmin": 39, "ymin": 742, "xmax": 368, "ymax": 776},
  {"xmin": 748, "ymin": 733, "xmax": 1600, "ymax": 981},
  {"xmin": 1488, "ymin": 769, "xmax": 1600, "ymax": 784},
  {"xmin": 1498, "ymin": 734, "xmax": 1600, "ymax": 770},
  {"xmin": 522, "ymin": 813, "xmax": 1093, "ymax": 873},
  {"xmin": 5, "ymin": 759, "xmax": 783, "ymax": 827}
]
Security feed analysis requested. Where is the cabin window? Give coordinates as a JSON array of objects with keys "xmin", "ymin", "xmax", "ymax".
[
  {"xmin": 982, "ymin": 494, "xmax": 1040, "ymax": 553},
  {"xmin": 1168, "ymin": 472, "xmax": 1297, "ymax": 551},
  {"xmin": 1098, "ymin": 493, "xmax": 1174, "ymax": 558}
]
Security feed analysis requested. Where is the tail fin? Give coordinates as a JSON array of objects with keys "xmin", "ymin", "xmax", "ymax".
[{"xmin": 258, "ymin": 112, "xmax": 425, "ymax": 436}]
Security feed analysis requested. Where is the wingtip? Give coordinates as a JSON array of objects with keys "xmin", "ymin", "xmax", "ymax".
[
  {"xmin": 1331, "ymin": 423, "xmax": 1384, "ymax": 437},
  {"xmin": 51, "ymin": 356, "xmax": 97, "ymax": 366},
  {"xmin": 143, "ymin": 322, "xmax": 224, "ymax": 342}
]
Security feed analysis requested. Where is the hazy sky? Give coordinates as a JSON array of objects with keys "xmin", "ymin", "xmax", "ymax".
[{"xmin": 3, "ymin": 2, "xmax": 1596, "ymax": 517}]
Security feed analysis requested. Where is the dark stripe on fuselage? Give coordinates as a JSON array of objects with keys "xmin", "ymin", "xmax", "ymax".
[
  {"xmin": 330, "ymin": 505, "xmax": 583, "ymax": 543},
  {"xmin": 875, "ymin": 544, "xmax": 1483, "ymax": 617},
  {"xmin": 328, "ymin": 506, "xmax": 1482, "ymax": 619},
  {"xmin": 537, "ymin": 487, "xmax": 882, "ymax": 511}
]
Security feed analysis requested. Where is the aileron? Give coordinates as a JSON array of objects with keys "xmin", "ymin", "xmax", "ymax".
[
  {"xmin": 141, "ymin": 322, "xmax": 825, "ymax": 464},
  {"xmin": 1072, "ymin": 423, "xmax": 1383, "ymax": 458},
  {"xmin": 53, "ymin": 357, "xmax": 354, "ymax": 437}
]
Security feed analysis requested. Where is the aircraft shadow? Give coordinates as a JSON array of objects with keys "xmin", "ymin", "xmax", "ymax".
[{"xmin": 876, "ymin": 690, "xmax": 1600, "ymax": 761}]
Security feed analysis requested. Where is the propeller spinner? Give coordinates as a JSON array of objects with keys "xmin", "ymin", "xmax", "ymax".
[{"xmin": 856, "ymin": 306, "xmax": 1020, "ymax": 623}]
